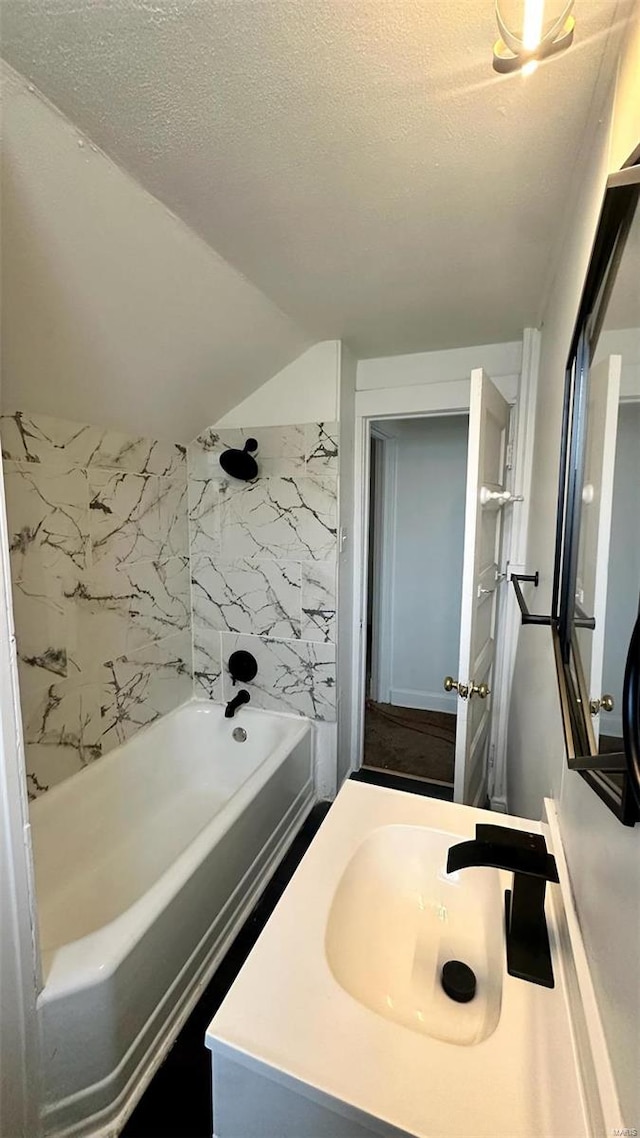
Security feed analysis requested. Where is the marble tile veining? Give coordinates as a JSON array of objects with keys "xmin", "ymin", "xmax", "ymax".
[
  {"xmin": 193, "ymin": 625, "xmax": 223, "ymax": 702},
  {"xmin": 220, "ymin": 633, "xmax": 336, "ymax": 721},
  {"xmin": 88, "ymin": 470, "xmax": 161, "ymax": 566},
  {"xmin": 305, "ymin": 422, "xmax": 339, "ymax": 474},
  {"xmin": 221, "ymin": 475, "xmax": 337, "ymax": 562},
  {"xmin": 11, "ymin": 579, "xmax": 72, "ymax": 685},
  {"xmin": 70, "ymin": 556, "xmax": 191, "ymax": 676},
  {"xmin": 4, "ymin": 463, "xmax": 89, "ymax": 576},
  {"xmin": 126, "ymin": 556, "xmax": 191, "ymax": 644},
  {"xmin": 1, "ymin": 412, "xmax": 100, "ymax": 469},
  {"xmin": 157, "ymin": 475, "xmax": 189, "ymax": 560},
  {"xmin": 186, "ymin": 419, "xmax": 340, "ymax": 722},
  {"xmin": 2, "ymin": 409, "xmax": 191, "ymax": 798},
  {"xmin": 21, "ymin": 677, "xmax": 104, "ymax": 799},
  {"xmin": 188, "ymin": 477, "xmax": 222, "ymax": 559},
  {"xmin": 192, "ymin": 554, "xmax": 301, "ymax": 638},
  {"xmin": 247, "ymin": 425, "xmax": 306, "ymax": 477},
  {"xmin": 66, "ymin": 564, "xmax": 139, "ymax": 676},
  {"xmin": 301, "ymin": 560, "xmax": 337, "ymax": 643},
  {"xmin": 101, "ymin": 631, "xmax": 193, "ymax": 751},
  {"xmin": 6, "ymin": 411, "xmax": 341, "ymax": 796},
  {"xmin": 88, "ymin": 433, "xmax": 186, "ymax": 478},
  {"xmin": 187, "ymin": 427, "xmax": 243, "ymax": 482},
  {"xmin": 0, "ymin": 410, "xmax": 186, "ymax": 477}
]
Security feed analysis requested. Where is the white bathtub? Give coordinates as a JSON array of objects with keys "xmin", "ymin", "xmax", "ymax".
[{"xmin": 30, "ymin": 699, "xmax": 314, "ymax": 1138}]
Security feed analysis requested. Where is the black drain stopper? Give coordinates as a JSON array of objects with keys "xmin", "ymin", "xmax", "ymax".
[{"xmin": 441, "ymin": 960, "xmax": 477, "ymax": 1003}]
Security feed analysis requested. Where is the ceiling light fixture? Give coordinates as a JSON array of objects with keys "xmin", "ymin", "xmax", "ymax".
[{"xmin": 492, "ymin": 0, "xmax": 575, "ymax": 74}]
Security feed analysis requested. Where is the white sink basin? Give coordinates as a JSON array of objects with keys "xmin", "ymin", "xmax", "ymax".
[
  {"xmin": 325, "ymin": 824, "xmax": 503, "ymax": 1045},
  {"xmin": 207, "ymin": 781, "xmax": 598, "ymax": 1138}
]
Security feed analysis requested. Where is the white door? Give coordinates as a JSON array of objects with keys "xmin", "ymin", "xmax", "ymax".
[
  {"xmin": 449, "ymin": 369, "xmax": 511, "ymax": 806},
  {"xmin": 575, "ymin": 354, "xmax": 621, "ymax": 742}
]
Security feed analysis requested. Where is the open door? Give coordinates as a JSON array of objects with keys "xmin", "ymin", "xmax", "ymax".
[
  {"xmin": 446, "ymin": 369, "xmax": 511, "ymax": 806},
  {"xmin": 575, "ymin": 354, "xmax": 621, "ymax": 743}
]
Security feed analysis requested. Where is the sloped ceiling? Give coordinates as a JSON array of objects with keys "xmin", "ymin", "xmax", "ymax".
[
  {"xmin": 0, "ymin": 1, "xmax": 634, "ymax": 365},
  {"xmin": 1, "ymin": 65, "xmax": 309, "ymax": 442}
]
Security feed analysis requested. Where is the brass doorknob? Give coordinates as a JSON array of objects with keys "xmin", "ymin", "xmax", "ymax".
[
  {"xmin": 470, "ymin": 681, "xmax": 491, "ymax": 699},
  {"xmin": 444, "ymin": 676, "xmax": 469, "ymax": 699},
  {"xmin": 589, "ymin": 694, "xmax": 615, "ymax": 715}
]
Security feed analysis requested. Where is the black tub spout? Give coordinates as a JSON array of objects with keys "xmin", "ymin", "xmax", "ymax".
[{"xmin": 225, "ymin": 690, "xmax": 250, "ymax": 719}]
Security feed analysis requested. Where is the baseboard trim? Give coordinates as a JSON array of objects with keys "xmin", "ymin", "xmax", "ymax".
[
  {"xmin": 389, "ymin": 689, "xmax": 457, "ymax": 715},
  {"xmin": 351, "ymin": 769, "xmax": 454, "ymax": 802},
  {"xmin": 363, "ymin": 763, "xmax": 454, "ymax": 790}
]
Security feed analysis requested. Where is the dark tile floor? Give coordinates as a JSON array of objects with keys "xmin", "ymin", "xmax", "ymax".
[
  {"xmin": 351, "ymin": 765, "xmax": 454, "ymax": 801},
  {"xmin": 122, "ymin": 801, "xmax": 331, "ymax": 1138}
]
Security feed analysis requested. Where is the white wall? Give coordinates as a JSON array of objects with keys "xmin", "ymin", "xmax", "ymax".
[
  {"xmin": 216, "ymin": 342, "xmax": 339, "ymax": 428},
  {"xmin": 507, "ymin": 88, "xmax": 619, "ymax": 812},
  {"xmin": 0, "ymin": 64, "xmax": 309, "ymax": 444},
  {"xmin": 357, "ymin": 341, "xmax": 522, "ymax": 391},
  {"xmin": 507, "ymin": 6, "xmax": 640, "ymax": 1124},
  {"xmin": 378, "ymin": 416, "xmax": 468, "ymax": 714}
]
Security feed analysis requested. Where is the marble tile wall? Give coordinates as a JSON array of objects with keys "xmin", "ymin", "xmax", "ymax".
[
  {"xmin": 188, "ymin": 423, "xmax": 338, "ymax": 721},
  {"xmin": 1, "ymin": 411, "xmax": 192, "ymax": 798}
]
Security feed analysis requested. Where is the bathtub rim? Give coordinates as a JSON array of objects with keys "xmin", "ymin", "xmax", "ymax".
[{"xmin": 29, "ymin": 697, "xmax": 310, "ymax": 821}]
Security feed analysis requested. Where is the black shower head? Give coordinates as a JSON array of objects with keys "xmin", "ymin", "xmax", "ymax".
[{"xmin": 219, "ymin": 438, "xmax": 259, "ymax": 482}]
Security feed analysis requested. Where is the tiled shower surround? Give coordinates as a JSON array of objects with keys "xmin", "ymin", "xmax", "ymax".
[
  {"xmin": 188, "ymin": 423, "xmax": 338, "ymax": 721},
  {"xmin": 0, "ymin": 411, "xmax": 191, "ymax": 798},
  {"xmin": 1, "ymin": 413, "xmax": 338, "ymax": 799}
]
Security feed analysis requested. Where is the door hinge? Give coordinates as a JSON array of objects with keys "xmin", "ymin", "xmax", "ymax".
[
  {"xmin": 505, "ymin": 443, "xmax": 514, "ymax": 470},
  {"xmin": 488, "ymin": 744, "xmax": 496, "ymax": 771}
]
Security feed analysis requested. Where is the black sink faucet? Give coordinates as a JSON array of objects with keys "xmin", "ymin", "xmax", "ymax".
[
  {"xmin": 447, "ymin": 823, "xmax": 559, "ymax": 988},
  {"xmin": 225, "ymin": 690, "xmax": 250, "ymax": 719}
]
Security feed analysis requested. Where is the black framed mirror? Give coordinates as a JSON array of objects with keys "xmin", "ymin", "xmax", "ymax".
[{"xmin": 553, "ymin": 149, "xmax": 640, "ymax": 826}]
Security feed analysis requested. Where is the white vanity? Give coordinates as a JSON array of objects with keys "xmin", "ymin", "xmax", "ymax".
[{"xmin": 206, "ymin": 780, "xmax": 621, "ymax": 1137}]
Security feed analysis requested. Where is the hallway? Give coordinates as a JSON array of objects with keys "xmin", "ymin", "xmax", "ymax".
[{"xmin": 363, "ymin": 700, "xmax": 455, "ymax": 787}]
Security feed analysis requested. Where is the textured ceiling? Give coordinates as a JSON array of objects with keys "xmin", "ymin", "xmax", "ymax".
[{"xmin": 0, "ymin": 0, "xmax": 633, "ymax": 358}]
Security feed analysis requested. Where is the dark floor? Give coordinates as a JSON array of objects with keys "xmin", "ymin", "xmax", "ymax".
[
  {"xmin": 363, "ymin": 700, "xmax": 456, "ymax": 785},
  {"xmin": 122, "ymin": 802, "xmax": 331, "ymax": 1138},
  {"xmin": 600, "ymin": 733, "xmax": 625, "ymax": 753},
  {"xmin": 351, "ymin": 765, "xmax": 454, "ymax": 801}
]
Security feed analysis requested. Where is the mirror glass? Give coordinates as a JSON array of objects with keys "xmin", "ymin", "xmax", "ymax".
[
  {"xmin": 578, "ymin": 208, "xmax": 640, "ymax": 770},
  {"xmin": 554, "ymin": 163, "xmax": 640, "ymax": 823}
]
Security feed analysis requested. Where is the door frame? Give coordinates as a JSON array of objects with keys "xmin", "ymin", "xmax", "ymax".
[
  {"xmin": 367, "ymin": 425, "xmax": 398, "ymax": 705},
  {"xmin": 349, "ymin": 381, "xmax": 486, "ymax": 791},
  {"xmin": 0, "ymin": 458, "xmax": 42, "ymax": 1138},
  {"xmin": 487, "ymin": 329, "xmax": 540, "ymax": 810},
  {"xmin": 339, "ymin": 336, "xmax": 537, "ymax": 810},
  {"xmin": 344, "ymin": 357, "xmax": 532, "ymax": 806}
]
